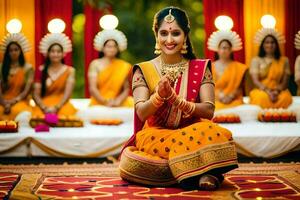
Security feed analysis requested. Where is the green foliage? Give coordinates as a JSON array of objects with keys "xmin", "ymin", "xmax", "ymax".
[{"xmin": 72, "ymin": 2, "xmax": 85, "ymax": 98}]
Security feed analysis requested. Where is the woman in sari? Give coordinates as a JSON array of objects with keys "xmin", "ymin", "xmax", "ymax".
[
  {"xmin": 119, "ymin": 7, "xmax": 238, "ymax": 191},
  {"xmin": 89, "ymin": 29, "xmax": 133, "ymax": 107},
  {"xmin": 249, "ymin": 31, "xmax": 292, "ymax": 108},
  {"xmin": 0, "ymin": 33, "xmax": 33, "ymax": 120},
  {"xmin": 208, "ymin": 28, "xmax": 247, "ymax": 110},
  {"xmin": 32, "ymin": 33, "xmax": 76, "ymax": 117}
]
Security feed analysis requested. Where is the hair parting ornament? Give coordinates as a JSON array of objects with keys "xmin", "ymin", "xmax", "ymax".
[{"xmin": 164, "ymin": 9, "xmax": 175, "ymax": 24}]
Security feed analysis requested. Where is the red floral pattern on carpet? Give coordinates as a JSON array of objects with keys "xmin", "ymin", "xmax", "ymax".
[
  {"xmin": 0, "ymin": 173, "xmax": 19, "ymax": 199},
  {"xmin": 228, "ymin": 175, "xmax": 300, "ymax": 200},
  {"xmin": 36, "ymin": 177, "xmax": 211, "ymax": 200},
  {"xmin": 35, "ymin": 175, "xmax": 300, "ymax": 200}
]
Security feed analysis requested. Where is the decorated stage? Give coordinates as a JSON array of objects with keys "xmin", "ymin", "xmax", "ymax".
[
  {"xmin": 0, "ymin": 98, "xmax": 300, "ymax": 158},
  {"xmin": 0, "ymin": 162, "xmax": 300, "ymax": 199}
]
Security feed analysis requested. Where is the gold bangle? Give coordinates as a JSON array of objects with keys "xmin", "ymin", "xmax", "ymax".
[
  {"xmin": 134, "ymin": 99, "xmax": 146, "ymax": 107},
  {"xmin": 203, "ymin": 100, "xmax": 215, "ymax": 108},
  {"xmin": 173, "ymin": 96, "xmax": 182, "ymax": 107},
  {"xmin": 183, "ymin": 102, "xmax": 196, "ymax": 118},
  {"xmin": 168, "ymin": 92, "xmax": 177, "ymax": 104},
  {"xmin": 150, "ymin": 93, "xmax": 164, "ymax": 108},
  {"xmin": 156, "ymin": 91, "xmax": 165, "ymax": 101},
  {"xmin": 165, "ymin": 89, "xmax": 176, "ymax": 101},
  {"xmin": 177, "ymin": 98, "xmax": 186, "ymax": 109}
]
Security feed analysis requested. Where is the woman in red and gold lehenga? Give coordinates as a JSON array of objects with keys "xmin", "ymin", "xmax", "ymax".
[{"xmin": 119, "ymin": 7, "xmax": 238, "ymax": 191}]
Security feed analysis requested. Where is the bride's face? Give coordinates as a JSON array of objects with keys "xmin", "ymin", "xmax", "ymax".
[{"xmin": 157, "ymin": 20, "xmax": 185, "ymax": 56}]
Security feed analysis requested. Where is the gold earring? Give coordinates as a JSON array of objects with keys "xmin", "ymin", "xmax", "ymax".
[
  {"xmin": 154, "ymin": 41, "xmax": 161, "ymax": 55},
  {"xmin": 181, "ymin": 41, "xmax": 188, "ymax": 54}
]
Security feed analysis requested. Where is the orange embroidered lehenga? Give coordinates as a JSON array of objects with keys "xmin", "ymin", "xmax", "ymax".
[{"xmin": 119, "ymin": 59, "xmax": 238, "ymax": 187}]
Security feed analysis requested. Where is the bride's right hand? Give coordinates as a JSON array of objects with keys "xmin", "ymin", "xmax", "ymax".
[{"xmin": 157, "ymin": 76, "xmax": 172, "ymax": 98}]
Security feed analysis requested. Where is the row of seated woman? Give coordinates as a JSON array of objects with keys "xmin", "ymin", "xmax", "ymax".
[
  {"xmin": 0, "ymin": 36, "xmax": 297, "ymax": 121},
  {"xmin": 0, "ymin": 41, "xmax": 135, "ymax": 121},
  {"xmin": 213, "ymin": 35, "xmax": 293, "ymax": 111}
]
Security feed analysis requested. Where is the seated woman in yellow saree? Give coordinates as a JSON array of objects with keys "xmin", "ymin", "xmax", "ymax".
[
  {"xmin": 32, "ymin": 33, "xmax": 76, "ymax": 117},
  {"xmin": 88, "ymin": 29, "xmax": 133, "ymax": 107},
  {"xmin": 119, "ymin": 7, "xmax": 238, "ymax": 191},
  {"xmin": 0, "ymin": 34, "xmax": 33, "ymax": 120},
  {"xmin": 249, "ymin": 29, "xmax": 292, "ymax": 108},
  {"xmin": 207, "ymin": 29, "xmax": 247, "ymax": 110}
]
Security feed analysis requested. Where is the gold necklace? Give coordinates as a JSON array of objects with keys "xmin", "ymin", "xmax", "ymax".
[{"xmin": 160, "ymin": 58, "xmax": 188, "ymax": 83}]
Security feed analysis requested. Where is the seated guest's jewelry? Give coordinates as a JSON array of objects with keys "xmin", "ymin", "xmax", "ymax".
[
  {"xmin": 94, "ymin": 29, "xmax": 127, "ymax": 52},
  {"xmin": 1, "ymin": 33, "xmax": 30, "ymax": 53},
  {"xmin": 39, "ymin": 33, "xmax": 72, "ymax": 56}
]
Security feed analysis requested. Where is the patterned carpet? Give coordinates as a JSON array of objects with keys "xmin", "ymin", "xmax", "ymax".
[{"xmin": 0, "ymin": 163, "xmax": 299, "ymax": 199}]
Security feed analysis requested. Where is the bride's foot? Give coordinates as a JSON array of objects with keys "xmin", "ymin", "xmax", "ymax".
[{"xmin": 198, "ymin": 174, "xmax": 220, "ymax": 191}]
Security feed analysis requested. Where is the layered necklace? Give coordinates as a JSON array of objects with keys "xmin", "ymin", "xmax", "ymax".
[{"xmin": 160, "ymin": 57, "xmax": 188, "ymax": 83}]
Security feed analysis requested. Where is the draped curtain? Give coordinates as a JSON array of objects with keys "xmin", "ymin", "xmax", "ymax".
[
  {"xmin": 284, "ymin": 0, "xmax": 300, "ymax": 73},
  {"xmin": 0, "ymin": 0, "xmax": 35, "ymax": 66},
  {"xmin": 83, "ymin": 4, "xmax": 112, "ymax": 97},
  {"xmin": 83, "ymin": 4, "xmax": 104, "ymax": 97},
  {"xmin": 243, "ymin": 0, "xmax": 285, "ymax": 66},
  {"xmin": 34, "ymin": 0, "xmax": 73, "ymax": 68},
  {"xmin": 203, "ymin": 0, "xmax": 245, "ymax": 63}
]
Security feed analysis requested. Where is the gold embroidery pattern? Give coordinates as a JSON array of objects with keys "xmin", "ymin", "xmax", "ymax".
[
  {"xmin": 169, "ymin": 142, "xmax": 238, "ymax": 181},
  {"xmin": 201, "ymin": 68, "xmax": 214, "ymax": 85},
  {"xmin": 132, "ymin": 73, "xmax": 147, "ymax": 91},
  {"xmin": 119, "ymin": 147, "xmax": 176, "ymax": 186}
]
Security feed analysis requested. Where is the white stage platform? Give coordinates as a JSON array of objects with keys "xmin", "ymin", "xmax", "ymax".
[{"xmin": 0, "ymin": 98, "xmax": 300, "ymax": 158}]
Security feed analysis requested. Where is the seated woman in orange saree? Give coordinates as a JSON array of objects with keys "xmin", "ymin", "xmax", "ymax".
[
  {"xmin": 249, "ymin": 32, "xmax": 292, "ymax": 109},
  {"xmin": 207, "ymin": 28, "xmax": 247, "ymax": 110},
  {"xmin": 210, "ymin": 42, "xmax": 247, "ymax": 110},
  {"xmin": 32, "ymin": 40, "xmax": 76, "ymax": 117},
  {"xmin": 213, "ymin": 60, "xmax": 247, "ymax": 110},
  {"xmin": 89, "ymin": 29, "xmax": 133, "ymax": 107},
  {"xmin": 119, "ymin": 7, "xmax": 238, "ymax": 191},
  {"xmin": 0, "ymin": 38, "xmax": 33, "ymax": 120}
]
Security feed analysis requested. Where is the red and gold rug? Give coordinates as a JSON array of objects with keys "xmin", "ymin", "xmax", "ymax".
[
  {"xmin": 0, "ymin": 173, "xmax": 19, "ymax": 199},
  {"xmin": 0, "ymin": 163, "xmax": 299, "ymax": 199}
]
